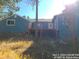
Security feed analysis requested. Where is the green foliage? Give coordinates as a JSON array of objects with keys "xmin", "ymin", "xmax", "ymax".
[{"xmin": 0, "ymin": 0, "xmax": 21, "ymax": 19}]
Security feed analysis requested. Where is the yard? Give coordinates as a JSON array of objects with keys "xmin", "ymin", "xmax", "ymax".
[
  {"xmin": 0, "ymin": 37, "xmax": 33, "ymax": 59},
  {"xmin": 0, "ymin": 33, "xmax": 79, "ymax": 59}
]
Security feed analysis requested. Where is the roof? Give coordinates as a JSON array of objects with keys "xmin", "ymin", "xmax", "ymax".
[
  {"xmin": 0, "ymin": 14, "xmax": 29, "ymax": 22},
  {"xmin": 29, "ymin": 19, "xmax": 52, "ymax": 22}
]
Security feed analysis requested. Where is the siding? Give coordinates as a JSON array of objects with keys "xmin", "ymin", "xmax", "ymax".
[
  {"xmin": 32, "ymin": 22, "xmax": 54, "ymax": 30},
  {"xmin": 53, "ymin": 15, "xmax": 71, "ymax": 40},
  {"xmin": 75, "ymin": 16, "xmax": 79, "ymax": 39},
  {"xmin": 0, "ymin": 15, "xmax": 29, "ymax": 32},
  {"xmin": 30, "ymin": 22, "xmax": 56, "ymax": 38}
]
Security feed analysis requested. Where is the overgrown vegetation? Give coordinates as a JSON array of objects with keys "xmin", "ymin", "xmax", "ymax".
[
  {"xmin": 0, "ymin": 32, "xmax": 79, "ymax": 59},
  {"xmin": 0, "ymin": 40, "xmax": 33, "ymax": 59}
]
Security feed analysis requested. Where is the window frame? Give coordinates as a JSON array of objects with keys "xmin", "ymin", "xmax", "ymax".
[
  {"xmin": 6, "ymin": 19, "xmax": 16, "ymax": 26},
  {"xmin": 48, "ymin": 23, "xmax": 53, "ymax": 29}
]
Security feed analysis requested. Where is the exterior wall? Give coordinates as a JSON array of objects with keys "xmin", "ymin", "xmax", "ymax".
[
  {"xmin": 0, "ymin": 15, "xmax": 29, "ymax": 32},
  {"xmin": 53, "ymin": 2, "xmax": 79, "ymax": 40},
  {"xmin": 31, "ymin": 22, "xmax": 54, "ymax": 30},
  {"xmin": 30, "ymin": 22, "xmax": 57, "ymax": 38},
  {"xmin": 53, "ymin": 14, "xmax": 71, "ymax": 40},
  {"xmin": 75, "ymin": 15, "xmax": 79, "ymax": 39}
]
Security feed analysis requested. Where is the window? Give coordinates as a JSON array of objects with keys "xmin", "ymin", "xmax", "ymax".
[
  {"xmin": 48, "ymin": 23, "xmax": 53, "ymax": 29},
  {"xmin": 6, "ymin": 19, "xmax": 15, "ymax": 26},
  {"xmin": 37, "ymin": 23, "xmax": 42, "ymax": 29},
  {"xmin": 38, "ymin": 23, "xmax": 41, "ymax": 27}
]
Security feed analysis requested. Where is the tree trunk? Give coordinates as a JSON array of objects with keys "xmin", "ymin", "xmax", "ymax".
[{"xmin": 35, "ymin": 0, "xmax": 38, "ymax": 38}]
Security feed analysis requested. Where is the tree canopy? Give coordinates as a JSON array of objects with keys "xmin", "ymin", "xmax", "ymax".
[{"xmin": 0, "ymin": 0, "xmax": 21, "ymax": 20}]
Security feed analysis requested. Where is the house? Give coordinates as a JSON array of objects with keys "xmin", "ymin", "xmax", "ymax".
[
  {"xmin": 52, "ymin": 14, "xmax": 71, "ymax": 40},
  {"xmin": 52, "ymin": 3, "xmax": 79, "ymax": 40},
  {"xmin": 0, "ymin": 14, "xmax": 29, "ymax": 33},
  {"xmin": 29, "ymin": 21, "xmax": 57, "ymax": 38}
]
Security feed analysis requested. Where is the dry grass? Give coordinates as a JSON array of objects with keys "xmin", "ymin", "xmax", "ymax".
[{"xmin": 0, "ymin": 40, "xmax": 33, "ymax": 59}]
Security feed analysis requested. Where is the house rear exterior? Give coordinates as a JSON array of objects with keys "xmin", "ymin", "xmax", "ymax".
[
  {"xmin": 29, "ymin": 22, "xmax": 57, "ymax": 39},
  {"xmin": 0, "ymin": 14, "xmax": 29, "ymax": 33},
  {"xmin": 52, "ymin": 14, "xmax": 71, "ymax": 40}
]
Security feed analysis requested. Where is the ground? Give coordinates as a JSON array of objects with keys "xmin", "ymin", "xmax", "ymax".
[
  {"xmin": 0, "ymin": 33, "xmax": 79, "ymax": 59},
  {"xmin": 0, "ymin": 38, "xmax": 33, "ymax": 59}
]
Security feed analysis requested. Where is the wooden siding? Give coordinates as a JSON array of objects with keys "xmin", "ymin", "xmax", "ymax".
[{"xmin": 0, "ymin": 14, "xmax": 29, "ymax": 32}]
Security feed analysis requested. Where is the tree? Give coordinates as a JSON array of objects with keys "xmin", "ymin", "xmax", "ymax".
[
  {"xmin": 26, "ymin": 0, "xmax": 39, "ymax": 37},
  {"xmin": 26, "ymin": 0, "xmax": 39, "ymax": 21},
  {"xmin": 0, "ymin": 0, "xmax": 21, "ymax": 19}
]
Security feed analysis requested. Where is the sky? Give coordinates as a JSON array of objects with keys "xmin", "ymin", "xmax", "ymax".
[{"xmin": 16, "ymin": 0, "xmax": 77, "ymax": 21}]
